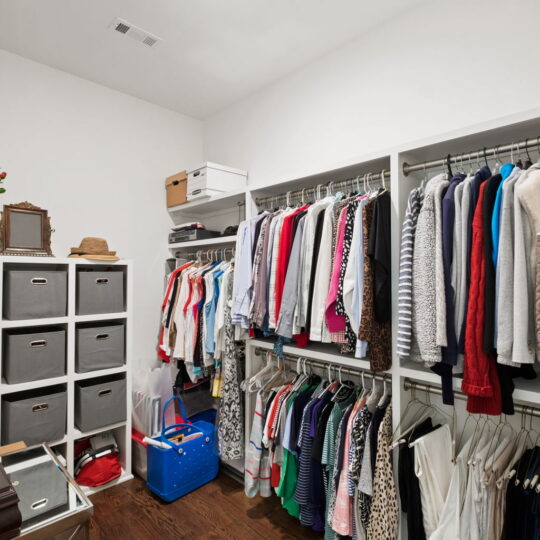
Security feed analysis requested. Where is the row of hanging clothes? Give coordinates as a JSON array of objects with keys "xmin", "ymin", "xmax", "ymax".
[
  {"xmin": 244, "ymin": 353, "xmax": 397, "ymax": 540},
  {"xmin": 232, "ymin": 172, "xmax": 392, "ymax": 372},
  {"xmin": 398, "ymin": 143, "xmax": 540, "ymax": 414},
  {"xmin": 395, "ymin": 381, "xmax": 540, "ymax": 540},
  {"xmin": 157, "ymin": 248, "xmax": 245, "ymax": 461}
]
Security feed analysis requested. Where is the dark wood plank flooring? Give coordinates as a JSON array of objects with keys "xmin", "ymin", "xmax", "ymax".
[{"xmin": 90, "ymin": 474, "xmax": 321, "ymax": 539}]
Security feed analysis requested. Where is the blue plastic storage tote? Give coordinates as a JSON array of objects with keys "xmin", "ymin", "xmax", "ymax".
[{"xmin": 146, "ymin": 396, "xmax": 219, "ymax": 502}]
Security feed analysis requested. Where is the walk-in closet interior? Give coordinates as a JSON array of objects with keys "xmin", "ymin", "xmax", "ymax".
[{"xmin": 1, "ymin": 0, "xmax": 540, "ymax": 538}]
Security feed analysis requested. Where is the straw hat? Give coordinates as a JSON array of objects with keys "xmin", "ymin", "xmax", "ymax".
[{"xmin": 69, "ymin": 237, "xmax": 119, "ymax": 261}]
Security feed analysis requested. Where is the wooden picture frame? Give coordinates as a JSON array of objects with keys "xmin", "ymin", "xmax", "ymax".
[{"xmin": 0, "ymin": 202, "xmax": 53, "ymax": 256}]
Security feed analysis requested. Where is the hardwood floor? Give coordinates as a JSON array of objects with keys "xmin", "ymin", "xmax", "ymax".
[{"xmin": 90, "ymin": 474, "xmax": 321, "ymax": 539}]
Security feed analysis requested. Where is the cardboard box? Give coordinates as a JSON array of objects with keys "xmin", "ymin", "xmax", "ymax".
[{"xmin": 165, "ymin": 171, "xmax": 187, "ymax": 207}]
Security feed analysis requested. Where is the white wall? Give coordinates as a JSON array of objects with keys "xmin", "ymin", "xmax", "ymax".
[
  {"xmin": 0, "ymin": 50, "xmax": 203, "ymax": 369},
  {"xmin": 204, "ymin": 0, "xmax": 540, "ymax": 187}
]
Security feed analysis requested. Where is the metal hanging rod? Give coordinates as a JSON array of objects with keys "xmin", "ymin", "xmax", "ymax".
[
  {"xmin": 402, "ymin": 135, "xmax": 540, "ymax": 176},
  {"xmin": 255, "ymin": 168, "xmax": 390, "ymax": 208},
  {"xmin": 175, "ymin": 247, "xmax": 235, "ymax": 261},
  {"xmin": 404, "ymin": 378, "xmax": 540, "ymax": 419},
  {"xmin": 254, "ymin": 347, "xmax": 389, "ymax": 381}
]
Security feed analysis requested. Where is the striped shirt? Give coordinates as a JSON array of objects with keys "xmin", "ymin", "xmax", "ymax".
[{"xmin": 397, "ymin": 187, "xmax": 424, "ymax": 358}]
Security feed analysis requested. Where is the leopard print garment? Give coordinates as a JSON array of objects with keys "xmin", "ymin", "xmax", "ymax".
[
  {"xmin": 367, "ymin": 405, "xmax": 399, "ymax": 540},
  {"xmin": 218, "ymin": 269, "xmax": 245, "ymax": 460},
  {"xmin": 359, "ymin": 199, "xmax": 391, "ymax": 371}
]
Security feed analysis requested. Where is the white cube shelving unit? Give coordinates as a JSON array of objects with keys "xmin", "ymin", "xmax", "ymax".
[{"xmin": 0, "ymin": 256, "xmax": 133, "ymax": 496}]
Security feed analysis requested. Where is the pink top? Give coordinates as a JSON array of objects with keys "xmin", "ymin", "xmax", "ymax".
[
  {"xmin": 332, "ymin": 397, "xmax": 366, "ymax": 536},
  {"xmin": 325, "ymin": 206, "xmax": 348, "ymax": 332}
]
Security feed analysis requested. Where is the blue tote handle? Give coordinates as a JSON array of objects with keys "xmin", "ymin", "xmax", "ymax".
[{"xmin": 161, "ymin": 396, "xmax": 189, "ymax": 436}]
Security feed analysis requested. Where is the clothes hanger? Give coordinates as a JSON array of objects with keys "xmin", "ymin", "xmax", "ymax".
[
  {"xmin": 491, "ymin": 144, "xmax": 501, "ymax": 173},
  {"xmin": 484, "ymin": 415, "xmax": 516, "ymax": 473},
  {"xmin": 406, "ymin": 388, "xmax": 454, "ymax": 449},
  {"xmin": 391, "ymin": 385, "xmax": 427, "ymax": 448},
  {"xmin": 420, "ymin": 163, "xmax": 428, "ymax": 190},
  {"xmin": 379, "ymin": 169, "xmax": 389, "ymax": 194},
  {"xmin": 244, "ymin": 351, "xmax": 275, "ymax": 393},
  {"xmin": 377, "ymin": 373, "xmax": 391, "ymax": 407},
  {"xmin": 524, "ymin": 138, "xmax": 533, "ymax": 169}
]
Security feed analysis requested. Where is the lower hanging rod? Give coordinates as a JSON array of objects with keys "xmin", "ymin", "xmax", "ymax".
[
  {"xmin": 255, "ymin": 168, "xmax": 390, "ymax": 208},
  {"xmin": 402, "ymin": 135, "xmax": 540, "ymax": 176},
  {"xmin": 403, "ymin": 378, "xmax": 540, "ymax": 419},
  {"xmin": 254, "ymin": 347, "xmax": 389, "ymax": 381}
]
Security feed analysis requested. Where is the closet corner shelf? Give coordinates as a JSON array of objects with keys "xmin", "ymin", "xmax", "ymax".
[
  {"xmin": 168, "ymin": 189, "xmax": 246, "ymax": 217},
  {"xmin": 0, "ymin": 375, "xmax": 68, "ymax": 394},
  {"xmin": 73, "ymin": 366, "xmax": 127, "ymax": 381},
  {"xmin": 168, "ymin": 235, "xmax": 237, "ymax": 251},
  {"xmin": 249, "ymin": 338, "xmax": 373, "ymax": 372},
  {"xmin": 81, "ymin": 469, "xmax": 133, "ymax": 496},
  {"xmin": 72, "ymin": 421, "xmax": 128, "ymax": 441}
]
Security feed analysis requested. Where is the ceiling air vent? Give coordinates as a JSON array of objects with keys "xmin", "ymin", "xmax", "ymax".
[{"xmin": 109, "ymin": 18, "xmax": 161, "ymax": 48}]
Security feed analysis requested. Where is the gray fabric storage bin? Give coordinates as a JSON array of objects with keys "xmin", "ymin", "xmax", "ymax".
[
  {"xmin": 3, "ymin": 269, "xmax": 67, "ymax": 320},
  {"xmin": 3, "ymin": 328, "xmax": 66, "ymax": 384},
  {"xmin": 75, "ymin": 374, "xmax": 126, "ymax": 432},
  {"xmin": 76, "ymin": 271, "xmax": 125, "ymax": 315},
  {"xmin": 76, "ymin": 323, "xmax": 125, "ymax": 373},
  {"xmin": 2, "ymin": 387, "xmax": 67, "ymax": 445},
  {"xmin": 9, "ymin": 459, "xmax": 68, "ymax": 522}
]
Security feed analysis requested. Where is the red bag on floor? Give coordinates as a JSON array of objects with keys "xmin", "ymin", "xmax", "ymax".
[
  {"xmin": 75, "ymin": 436, "xmax": 122, "ymax": 487},
  {"xmin": 76, "ymin": 453, "xmax": 122, "ymax": 487}
]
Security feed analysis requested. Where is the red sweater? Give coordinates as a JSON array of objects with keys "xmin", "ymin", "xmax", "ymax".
[
  {"xmin": 275, "ymin": 205, "xmax": 309, "ymax": 319},
  {"xmin": 461, "ymin": 182, "xmax": 501, "ymax": 415}
]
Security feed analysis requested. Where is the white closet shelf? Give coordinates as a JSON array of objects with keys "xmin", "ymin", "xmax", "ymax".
[
  {"xmin": 74, "ymin": 312, "xmax": 128, "ymax": 323},
  {"xmin": 0, "ymin": 375, "xmax": 68, "ymax": 394},
  {"xmin": 81, "ymin": 469, "xmax": 133, "ymax": 496},
  {"xmin": 250, "ymin": 338, "xmax": 374, "ymax": 372},
  {"xmin": 73, "ymin": 421, "xmax": 127, "ymax": 440},
  {"xmin": 1, "ymin": 316, "xmax": 69, "ymax": 328},
  {"xmin": 74, "ymin": 366, "xmax": 127, "ymax": 381},
  {"xmin": 168, "ymin": 235, "xmax": 237, "ymax": 251},
  {"xmin": 399, "ymin": 361, "xmax": 448, "ymax": 386},
  {"xmin": 401, "ymin": 361, "xmax": 540, "ymax": 406},
  {"xmin": 168, "ymin": 189, "xmax": 246, "ymax": 217}
]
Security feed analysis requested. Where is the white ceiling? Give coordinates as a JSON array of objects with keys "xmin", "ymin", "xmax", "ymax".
[{"xmin": 0, "ymin": 0, "xmax": 422, "ymax": 118}]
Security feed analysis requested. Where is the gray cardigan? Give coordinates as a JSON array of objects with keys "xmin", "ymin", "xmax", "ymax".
[{"xmin": 412, "ymin": 173, "xmax": 449, "ymax": 365}]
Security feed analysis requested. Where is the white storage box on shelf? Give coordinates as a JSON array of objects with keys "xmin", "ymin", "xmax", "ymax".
[{"xmin": 187, "ymin": 162, "xmax": 247, "ymax": 202}]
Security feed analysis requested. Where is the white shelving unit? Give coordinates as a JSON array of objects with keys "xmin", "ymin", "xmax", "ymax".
[
  {"xmin": 168, "ymin": 234, "xmax": 237, "ymax": 253},
  {"xmin": 0, "ymin": 256, "xmax": 133, "ymax": 496}
]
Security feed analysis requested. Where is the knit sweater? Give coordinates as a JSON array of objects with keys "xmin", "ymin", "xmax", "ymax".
[
  {"xmin": 537, "ymin": 233, "xmax": 540, "ymax": 358},
  {"xmin": 513, "ymin": 165, "xmax": 540, "ymax": 364},
  {"xmin": 412, "ymin": 174, "xmax": 449, "ymax": 365},
  {"xmin": 495, "ymin": 168, "xmax": 522, "ymax": 366},
  {"xmin": 516, "ymin": 166, "xmax": 540, "ymax": 362},
  {"xmin": 397, "ymin": 187, "xmax": 424, "ymax": 359}
]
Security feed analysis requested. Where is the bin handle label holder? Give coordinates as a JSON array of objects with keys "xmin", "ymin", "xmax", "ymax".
[
  {"xmin": 32, "ymin": 403, "xmax": 49, "ymax": 412},
  {"xmin": 96, "ymin": 334, "xmax": 109, "ymax": 341},
  {"xmin": 30, "ymin": 340, "xmax": 47, "ymax": 348},
  {"xmin": 96, "ymin": 278, "xmax": 109, "ymax": 285},
  {"xmin": 31, "ymin": 277, "xmax": 48, "ymax": 285},
  {"xmin": 31, "ymin": 498, "xmax": 48, "ymax": 511},
  {"xmin": 99, "ymin": 389, "xmax": 112, "ymax": 397}
]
